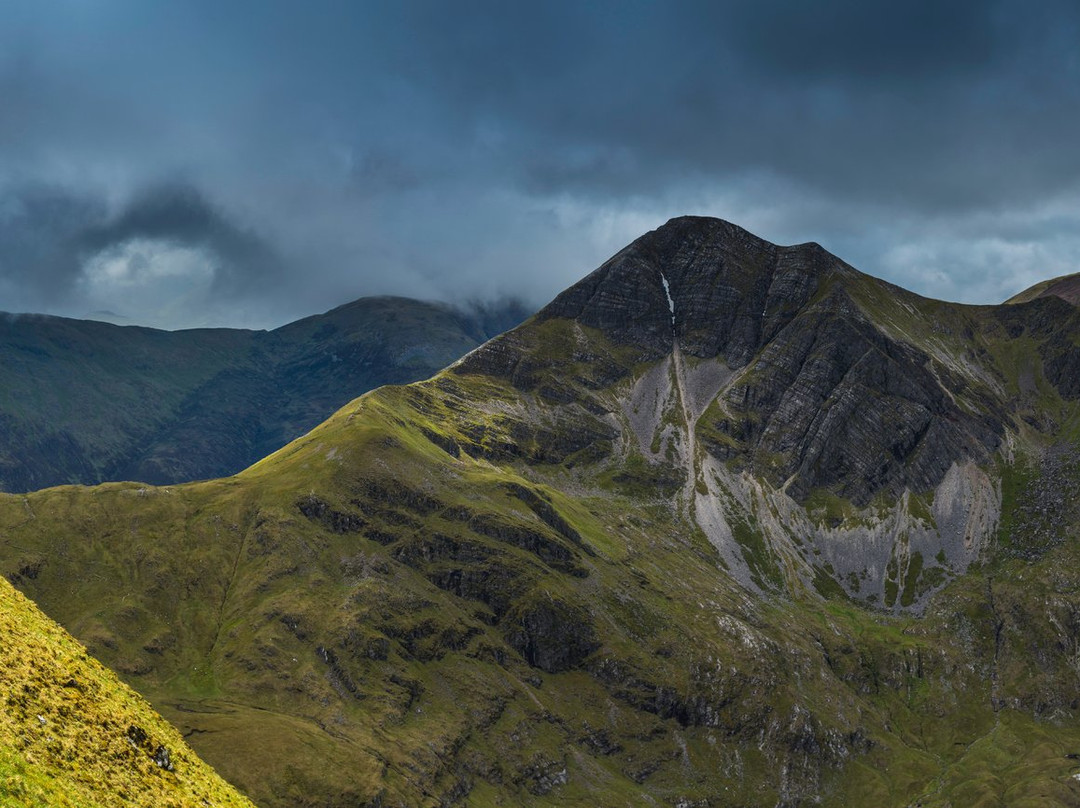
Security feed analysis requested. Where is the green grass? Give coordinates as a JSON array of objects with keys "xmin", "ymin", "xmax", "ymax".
[
  {"xmin": 0, "ymin": 578, "xmax": 254, "ymax": 808},
  {"xmin": 912, "ymin": 711, "xmax": 1080, "ymax": 807}
]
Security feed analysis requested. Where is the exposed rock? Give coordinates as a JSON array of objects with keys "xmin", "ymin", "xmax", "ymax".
[
  {"xmin": 127, "ymin": 724, "xmax": 175, "ymax": 772},
  {"xmin": 717, "ymin": 287, "xmax": 1002, "ymax": 505},
  {"xmin": 504, "ymin": 596, "xmax": 599, "ymax": 673},
  {"xmin": 297, "ymin": 494, "xmax": 366, "ymax": 533},
  {"xmin": 539, "ymin": 218, "xmax": 818, "ymax": 363},
  {"xmin": 520, "ymin": 755, "xmax": 569, "ymax": 796}
]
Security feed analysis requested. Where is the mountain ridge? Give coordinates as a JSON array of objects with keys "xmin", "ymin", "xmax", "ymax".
[
  {"xmin": 6, "ymin": 217, "xmax": 1080, "ymax": 805},
  {"xmin": 0, "ymin": 295, "xmax": 528, "ymax": 493},
  {"xmin": 1005, "ymin": 270, "xmax": 1080, "ymax": 306}
]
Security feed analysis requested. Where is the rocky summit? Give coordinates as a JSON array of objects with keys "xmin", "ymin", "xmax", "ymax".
[
  {"xmin": 459, "ymin": 217, "xmax": 1033, "ymax": 606},
  {"xmin": 6, "ymin": 217, "xmax": 1080, "ymax": 806}
]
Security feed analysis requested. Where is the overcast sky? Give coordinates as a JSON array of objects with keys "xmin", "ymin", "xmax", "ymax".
[{"xmin": 1, "ymin": 0, "xmax": 1079, "ymax": 329}]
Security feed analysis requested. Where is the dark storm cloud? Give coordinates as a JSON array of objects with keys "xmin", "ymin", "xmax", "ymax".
[
  {"xmin": 78, "ymin": 183, "xmax": 284, "ymax": 299},
  {"xmin": 1, "ymin": 1, "xmax": 1080, "ymax": 326},
  {"xmin": 0, "ymin": 181, "xmax": 282, "ymax": 319},
  {"xmin": 488, "ymin": 0, "xmax": 1080, "ymax": 209},
  {"xmin": 0, "ymin": 185, "xmax": 105, "ymax": 310},
  {"xmin": 723, "ymin": 0, "xmax": 1003, "ymax": 82},
  {"xmin": 349, "ymin": 0, "xmax": 1080, "ymax": 213}
]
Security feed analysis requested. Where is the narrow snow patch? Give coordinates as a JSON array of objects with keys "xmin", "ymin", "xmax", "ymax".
[{"xmin": 660, "ymin": 272, "xmax": 676, "ymax": 327}]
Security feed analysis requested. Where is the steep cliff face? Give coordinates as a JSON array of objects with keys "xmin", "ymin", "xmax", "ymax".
[
  {"xmin": 541, "ymin": 217, "xmax": 824, "ymax": 364},
  {"xmin": 457, "ymin": 217, "xmax": 1023, "ymax": 609}
]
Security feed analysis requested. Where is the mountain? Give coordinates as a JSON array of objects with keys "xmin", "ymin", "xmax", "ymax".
[
  {"xmin": 6, "ymin": 217, "xmax": 1080, "ymax": 806},
  {"xmin": 1006, "ymin": 271, "xmax": 1080, "ymax": 306},
  {"xmin": 0, "ymin": 576, "xmax": 254, "ymax": 807},
  {"xmin": 0, "ymin": 297, "xmax": 528, "ymax": 492}
]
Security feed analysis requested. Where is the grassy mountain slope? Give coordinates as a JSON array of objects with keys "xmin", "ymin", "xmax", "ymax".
[
  {"xmin": 6, "ymin": 218, "xmax": 1080, "ymax": 805},
  {"xmin": 0, "ymin": 297, "xmax": 527, "ymax": 493},
  {"xmin": 1005, "ymin": 272, "xmax": 1080, "ymax": 306},
  {"xmin": 0, "ymin": 577, "xmax": 254, "ymax": 808}
]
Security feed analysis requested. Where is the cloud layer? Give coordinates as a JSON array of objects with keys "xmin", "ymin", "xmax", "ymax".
[{"xmin": 2, "ymin": 1, "xmax": 1079, "ymax": 328}]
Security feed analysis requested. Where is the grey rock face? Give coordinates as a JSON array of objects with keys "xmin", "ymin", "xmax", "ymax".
[
  {"xmin": 504, "ymin": 596, "xmax": 599, "ymax": 673},
  {"xmin": 715, "ymin": 286, "xmax": 1002, "ymax": 505},
  {"xmin": 540, "ymin": 216, "xmax": 831, "ymax": 366},
  {"xmin": 478, "ymin": 216, "xmax": 1001, "ymax": 506}
]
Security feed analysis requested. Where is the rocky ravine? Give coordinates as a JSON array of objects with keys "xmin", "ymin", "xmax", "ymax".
[{"xmin": 458, "ymin": 216, "xmax": 1030, "ymax": 610}]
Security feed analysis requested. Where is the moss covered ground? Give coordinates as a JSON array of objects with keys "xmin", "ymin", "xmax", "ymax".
[{"xmin": 0, "ymin": 577, "xmax": 254, "ymax": 807}]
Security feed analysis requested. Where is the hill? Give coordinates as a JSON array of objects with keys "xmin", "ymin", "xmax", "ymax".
[
  {"xmin": 0, "ymin": 297, "xmax": 527, "ymax": 492},
  {"xmin": 1005, "ymin": 272, "xmax": 1080, "ymax": 306},
  {"xmin": 6, "ymin": 217, "xmax": 1080, "ymax": 805}
]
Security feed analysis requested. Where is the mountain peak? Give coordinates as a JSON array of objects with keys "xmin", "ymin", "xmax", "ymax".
[
  {"xmin": 538, "ymin": 216, "xmax": 849, "ymax": 366},
  {"xmin": 455, "ymin": 215, "xmax": 1004, "ymax": 558}
]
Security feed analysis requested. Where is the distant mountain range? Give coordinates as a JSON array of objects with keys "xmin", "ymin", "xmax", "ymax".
[
  {"xmin": 5, "ymin": 219, "xmax": 1080, "ymax": 806},
  {"xmin": 0, "ymin": 297, "xmax": 528, "ymax": 492}
]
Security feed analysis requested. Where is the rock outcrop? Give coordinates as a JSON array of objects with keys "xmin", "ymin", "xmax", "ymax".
[{"xmin": 458, "ymin": 217, "xmax": 1027, "ymax": 607}]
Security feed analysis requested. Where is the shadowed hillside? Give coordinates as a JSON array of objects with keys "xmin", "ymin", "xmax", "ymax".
[{"xmin": 0, "ymin": 297, "xmax": 527, "ymax": 492}]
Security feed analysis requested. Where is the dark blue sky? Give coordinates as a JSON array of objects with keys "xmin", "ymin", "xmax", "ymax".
[{"xmin": 2, "ymin": 0, "xmax": 1079, "ymax": 328}]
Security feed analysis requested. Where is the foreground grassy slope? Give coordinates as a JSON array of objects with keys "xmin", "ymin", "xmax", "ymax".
[{"xmin": 0, "ymin": 577, "xmax": 254, "ymax": 808}]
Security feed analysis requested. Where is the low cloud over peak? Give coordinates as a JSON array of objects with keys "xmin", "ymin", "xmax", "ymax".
[{"xmin": 0, "ymin": 181, "xmax": 289, "ymax": 329}]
